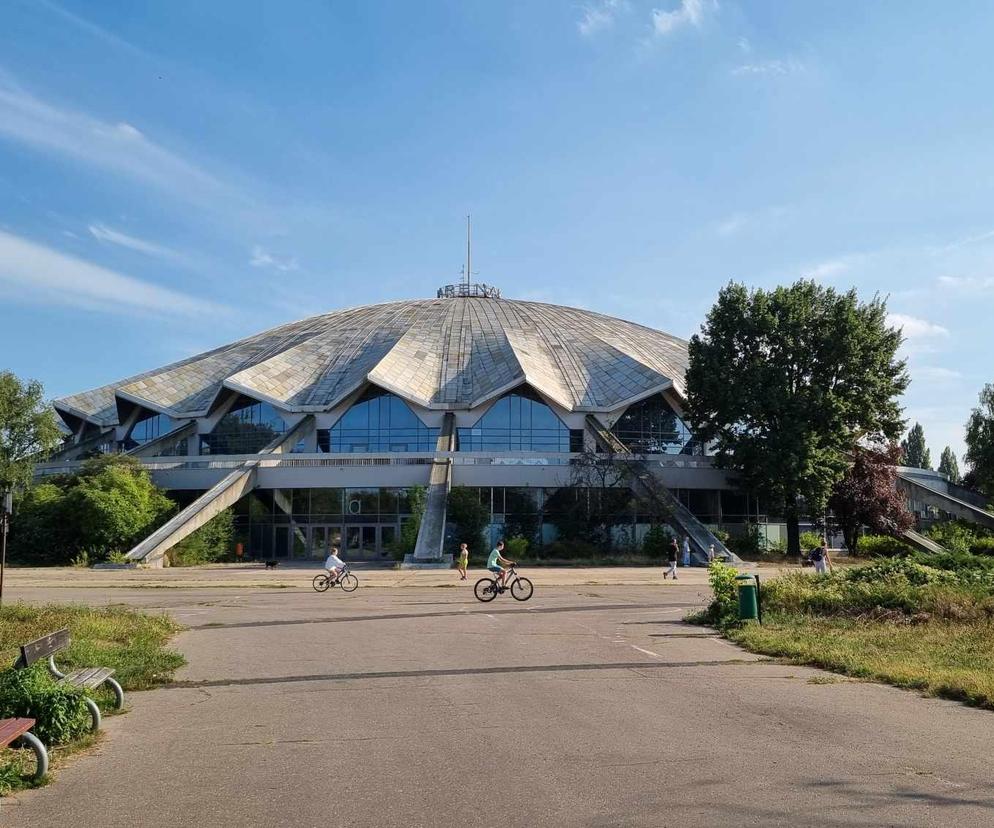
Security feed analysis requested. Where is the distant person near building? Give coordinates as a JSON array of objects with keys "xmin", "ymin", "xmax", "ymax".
[
  {"xmin": 456, "ymin": 542, "xmax": 469, "ymax": 581},
  {"xmin": 665, "ymin": 538, "xmax": 678, "ymax": 580},
  {"xmin": 810, "ymin": 540, "xmax": 832, "ymax": 575},
  {"xmin": 682, "ymin": 535, "xmax": 691, "ymax": 567},
  {"xmin": 708, "ymin": 544, "xmax": 716, "ymax": 563}
]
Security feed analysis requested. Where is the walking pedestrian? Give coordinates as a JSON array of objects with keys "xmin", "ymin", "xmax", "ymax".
[
  {"xmin": 707, "ymin": 543, "xmax": 716, "ymax": 563},
  {"xmin": 664, "ymin": 537, "xmax": 678, "ymax": 580},
  {"xmin": 681, "ymin": 535, "xmax": 691, "ymax": 568},
  {"xmin": 456, "ymin": 542, "xmax": 469, "ymax": 580}
]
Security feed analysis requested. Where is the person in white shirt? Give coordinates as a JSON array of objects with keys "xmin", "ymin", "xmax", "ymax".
[{"xmin": 324, "ymin": 547, "xmax": 346, "ymax": 584}]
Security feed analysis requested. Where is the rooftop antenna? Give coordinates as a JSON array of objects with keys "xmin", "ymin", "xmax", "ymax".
[
  {"xmin": 463, "ymin": 214, "xmax": 477, "ymax": 288},
  {"xmin": 437, "ymin": 215, "xmax": 499, "ymax": 299}
]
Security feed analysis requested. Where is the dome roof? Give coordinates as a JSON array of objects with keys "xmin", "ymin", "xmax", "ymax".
[{"xmin": 54, "ymin": 297, "xmax": 689, "ymax": 427}]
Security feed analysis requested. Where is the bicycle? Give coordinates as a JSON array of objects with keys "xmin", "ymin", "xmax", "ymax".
[
  {"xmin": 312, "ymin": 565, "xmax": 359, "ymax": 593},
  {"xmin": 474, "ymin": 565, "xmax": 533, "ymax": 602}
]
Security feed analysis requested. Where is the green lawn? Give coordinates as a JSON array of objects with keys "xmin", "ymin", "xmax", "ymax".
[
  {"xmin": 730, "ymin": 615, "xmax": 994, "ymax": 709},
  {"xmin": 1, "ymin": 602, "xmax": 185, "ymax": 795}
]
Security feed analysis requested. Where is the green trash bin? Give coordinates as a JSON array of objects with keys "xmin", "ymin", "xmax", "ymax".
[{"xmin": 735, "ymin": 574, "xmax": 758, "ymax": 621}]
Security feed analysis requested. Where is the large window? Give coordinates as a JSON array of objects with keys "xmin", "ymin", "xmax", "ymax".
[
  {"xmin": 327, "ymin": 387, "xmax": 438, "ymax": 452},
  {"xmin": 610, "ymin": 394, "xmax": 700, "ymax": 455},
  {"xmin": 458, "ymin": 388, "xmax": 582, "ymax": 453},
  {"xmin": 201, "ymin": 398, "xmax": 287, "ymax": 455},
  {"xmin": 123, "ymin": 412, "xmax": 173, "ymax": 449}
]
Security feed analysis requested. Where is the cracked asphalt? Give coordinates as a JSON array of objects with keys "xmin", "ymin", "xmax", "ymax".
[{"xmin": 4, "ymin": 578, "xmax": 994, "ymax": 827}]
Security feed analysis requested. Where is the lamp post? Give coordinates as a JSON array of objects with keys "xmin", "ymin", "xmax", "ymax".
[{"xmin": 0, "ymin": 490, "xmax": 11, "ymax": 608}]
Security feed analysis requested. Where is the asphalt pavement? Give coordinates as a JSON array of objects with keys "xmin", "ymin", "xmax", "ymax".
[{"xmin": 3, "ymin": 574, "xmax": 994, "ymax": 827}]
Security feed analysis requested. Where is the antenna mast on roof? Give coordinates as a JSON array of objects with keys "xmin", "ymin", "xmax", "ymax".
[
  {"xmin": 437, "ymin": 215, "xmax": 500, "ymax": 299},
  {"xmin": 464, "ymin": 214, "xmax": 475, "ymax": 288}
]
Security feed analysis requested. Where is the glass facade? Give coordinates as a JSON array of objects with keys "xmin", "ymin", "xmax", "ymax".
[
  {"xmin": 610, "ymin": 394, "xmax": 700, "ymax": 455},
  {"xmin": 458, "ymin": 389, "xmax": 583, "ymax": 453},
  {"xmin": 200, "ymin": 398, "xmax": 287, "ymax": 455},
  {"xmin": 325, "ymin": 387, "xmax": 438, "ymax": 452},
  {"xmin": 125, "ymin": 412, "xmax": 173, "ymax": 448},
  {"xmin": 232, "ymin": 486, "xmax": 418, "ymax": 561}
]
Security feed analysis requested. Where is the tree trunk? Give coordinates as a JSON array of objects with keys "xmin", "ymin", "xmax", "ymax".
[{"xmin": 785, "ymin": 503, "xmax": 801, "ymax": 559}]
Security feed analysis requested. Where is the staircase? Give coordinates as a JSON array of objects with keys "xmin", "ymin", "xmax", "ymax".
[
  {"xmin": 124, "ymin": 417, "xmax": 314, "ymax": 567},
  {"xmin": 585, "ymin": 415, "xmax": 739, "ymax": 565},
  {"xmin": 405, "ymin": 413, "xmax": 455, "ymax": 568},
  {"xmin": 897, "ymin": 472, "xmax": 994, "ymax": 532}
]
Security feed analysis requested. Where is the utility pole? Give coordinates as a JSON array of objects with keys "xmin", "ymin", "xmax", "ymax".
[{"xmin": 0, "ymin": 491, "xmax": 11, "ymax": 608}]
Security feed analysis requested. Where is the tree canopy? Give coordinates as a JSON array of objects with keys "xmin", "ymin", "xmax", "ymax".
[
  {"xmin": 965, "ymin": 383, "xmax": 994, "ymax": 496},
  {"xmin": 685, "ymin": 280, "xmax": 908, "ymax": 555},
  {"xmin": 938, "ymin": 446, "xmax": 960, "ymax": 484},
  {"xmin": 828, "ymin": 443, "xmax": 913, "ymax": 554},
  {"xmin": 900, "ymin": 422, "xmax": 931, "ymax": 469},
  {"xmin": 0, "ymin": 371, "xmax": 63, "ymax": 495}
]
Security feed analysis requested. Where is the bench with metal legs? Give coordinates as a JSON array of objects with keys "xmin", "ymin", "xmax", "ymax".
[
  {"xmin": 14, "ymin": 629, "xmax": 125, "ymax": 731},
  {"xmin": 0, "ymin": 718, "xmax": 48, "ymax": 781}
]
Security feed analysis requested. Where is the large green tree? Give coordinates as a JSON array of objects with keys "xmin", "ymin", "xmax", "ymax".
[
  {"xmin": 686, "ymin": 280, "xmax": 908, "ymax": 556},
  {"xmin": 938, "ymin": 446, "xmax": 960, "ymax": 484},
  {"xmin": 0, "ymin": 371, "xmax": 62, "ymax": 496},
  {"xmin": 900, "ymin": 422, "xmax": 931, "ymax": 469},
  {"xmin": 447, "ymin": 487, "xmax": 490, "ymax": 555},
  {"xmin": 965, "ymin": 383, "xmax": 994, "ymax": 495}
]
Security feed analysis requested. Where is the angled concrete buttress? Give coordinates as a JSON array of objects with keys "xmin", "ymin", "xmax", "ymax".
[
  {"xmin": 585, "ymin": 415, "xmax": 740, "ymax": 566},
  {"xmin": 897, "ymin": 472, "xmax": 994, "ymax": 532},
  {"xmin": 125, "ymin": 417, "xmax": 314, "ymax": 567},
  {"xmin": 404, "ymin": 413, "xmax": 455, "ymax": 568},
  {"xmin": 900, "ymin": 528, "xmax": 948, "ymax": 555}
]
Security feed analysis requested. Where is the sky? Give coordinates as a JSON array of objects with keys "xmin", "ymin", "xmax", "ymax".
[{"xmin": 1, "ymin": 0, "xmax": 992, "ymax": 463}]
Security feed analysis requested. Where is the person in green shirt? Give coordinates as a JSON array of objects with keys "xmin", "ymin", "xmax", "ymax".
[{"xmin": 487, "ymin": 540, "xmax": 515, "ymax": 589}]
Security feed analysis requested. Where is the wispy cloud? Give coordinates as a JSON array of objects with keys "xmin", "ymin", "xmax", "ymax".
[
  {"xmin": 804, "ymin": 257, "xmax": 852, "ymax": 280},
  {"xmin": 0, "ymin": 74, "xmax": 232, "ymax": 207},
  {"xmin": 886, "ymin": 313, "xmax": 949, "ymax": 339},
  {"xmin": 651, "ymin": 0, "xmax": 713, "ymax": 37},
  {"xmin": 35, "ymin": 0, "xmax": 149, "ymax": 58},
  {"xmin": 0, "ymin": 229, "xmax": 223, "ymax": 317},
  {"xmin": 88, "ymin": 223, "xmax": 181, "ymax": 261},
  {"xmin": 250, "ymin": 245, "xmax": 299, "ymax": 273},
  {"xmin": 937, "ymin": 274, "xmax": 994, "ymax": 292},
  {"xmin": 732, "ymin": 58, "xmax": 804, "ymax": 77},
  {"xmin": 913, "ymin": 366, "xmax": 962, "ymax": 382},
  {"xmin": 714, "ymin": 205, "xmax": 789, "ymax": 237},
  {"xmin": 578, "ymin": 0, "xmax": 629, "ymax": 37}
]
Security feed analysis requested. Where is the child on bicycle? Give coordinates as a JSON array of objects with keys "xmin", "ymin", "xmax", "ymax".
[
  {"xmin": 324, "ymin": 547, "xmax": 346, "ymax": 584},
  {"xmin": 487, "ymin": 540, "xmax": 515, "ymax": 589}
]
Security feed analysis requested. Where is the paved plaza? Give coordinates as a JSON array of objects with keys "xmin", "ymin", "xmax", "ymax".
[{"xmin": 3, "ymin": 569, "xmax": 994, "ymax": 827}]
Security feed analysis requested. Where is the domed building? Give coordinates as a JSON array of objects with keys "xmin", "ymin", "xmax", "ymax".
[{"xmin": 45, "ymin": 285, "xmax": 739, "ymax": 566}]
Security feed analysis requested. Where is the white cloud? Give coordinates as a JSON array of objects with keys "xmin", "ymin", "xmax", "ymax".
[
  {"xmin": 714, "ymin": 205, "xmax": 789, "ymax": 237},
  {"xmin": 250, "ymin": 245, "xmax": 299, "ymax": 273},
  {"xmin": 578, "ymin": 0, "xmax": 628, "ymax": 36},
  {"xmin": 0, "ymin": 75, "xmax": 229, "ymax": 206},
  {"xmin": 732, "ymin": 58, "xmax": 804, "ymax": 76},
  {"xmin": 88, "ymin": 223, "xmax": 181, "ymax": 261},
  {"xmin": 0, "ymin": 229, "xmax": 222, "ymax": 317},
  {"xmin": 914, "ymin": 366, "xmax": 962, "ymax": 382},
  {"xmin": 651, "ymin": 0, "xmax": 712, "ymax": 37},
  {"xmin": 805, "ymin": 258, "xmax": 851, "ymax": 280},
  {"xmin": 886, "ymin": 313, "xmax": 950, "ymax": 339},
  {"xmin": 937, "ymin": 274, "xmax": 994, "ymax": 292}
]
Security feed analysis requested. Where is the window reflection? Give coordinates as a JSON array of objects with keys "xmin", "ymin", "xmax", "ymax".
[
  {"xmin": 200, "ymin": 397, "xmax": 287, "ymax": 455},
  {"xmin": 610, "ymin": 395, "xmax": 700, "ymax": 455},
  {"xmin": 326, "ymin": 387, "xmax": 438, "ymax": 452},
  {"xmin": 457, "ymin": 388, "xmax": 581, "ymax": 452},
  {"xmin": 123, "ymin": 412, "xmax": 173, "ymax": 450}
]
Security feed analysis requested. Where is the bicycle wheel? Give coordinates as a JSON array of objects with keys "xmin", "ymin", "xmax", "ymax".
[
  {"xmin": 312, "ymin": 574, "xmax": 331, "ymax": 593},
  {"xmin": 510, "ymin": 577, "xmax": 533, "ymax": 601},
  {"xmin": 474, "ymin": 577, "xmax": 498, "ymax": 602},
  {"xmin": 339, "ymin": 573, "xmax": 359, "ymax": 592}
]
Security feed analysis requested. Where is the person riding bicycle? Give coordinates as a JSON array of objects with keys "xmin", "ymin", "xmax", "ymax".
[
  {"xmin": 324, "ymin": 547, "xmax": 346, "ymax": 584},
  {"xmin": 487, "ymin": 541, "xmax": 515, "ymax": 590}
]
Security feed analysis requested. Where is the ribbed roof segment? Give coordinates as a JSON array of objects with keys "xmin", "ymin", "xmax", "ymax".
[{"xmin": 55, "ymin": 298, "xmax": 689, "ymax": 426}]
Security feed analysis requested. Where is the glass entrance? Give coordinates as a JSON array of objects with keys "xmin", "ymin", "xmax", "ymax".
[{"xmin": 303, "ymin": 525, "xmax": 342, "ymax": 560}]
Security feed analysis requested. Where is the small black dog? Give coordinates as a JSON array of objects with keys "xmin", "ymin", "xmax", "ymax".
[{"xmin": 264, "ymin": 560, "xmax": 279, "ymax": 569}]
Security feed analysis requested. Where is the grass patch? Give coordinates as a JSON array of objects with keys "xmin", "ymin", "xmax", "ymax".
[
  {"xmin": 730, "ymin": 615, "xmax": 994, "ymax": 708},
  {"xmin": 0, "ymin": 602, "xmax": 185, "ymax": 796}
]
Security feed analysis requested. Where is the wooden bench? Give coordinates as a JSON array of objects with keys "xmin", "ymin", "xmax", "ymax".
[
  {"xmin": 14, "ymin": 629, "xmax": 125, "ymax": 731},
  {"xmin": 0, "ymin": 718, "xmax": 48, "ymax": 780}
]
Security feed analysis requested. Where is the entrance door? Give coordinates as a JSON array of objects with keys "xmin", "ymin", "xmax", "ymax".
[
  {"xmin": 344, "ymin": 525, "xmax": 388, "ymax": 560},
  {"xmin": 305, "ymin": 525, "xmax": 343, "ymax": 560}
]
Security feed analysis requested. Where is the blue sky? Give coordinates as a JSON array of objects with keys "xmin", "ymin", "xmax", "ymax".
[{"xmin": 1, "ymin": 0, "xmax": 992, "ymax": 462}]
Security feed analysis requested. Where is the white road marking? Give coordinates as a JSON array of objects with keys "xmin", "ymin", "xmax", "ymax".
[{"xmin": 630, "ymin": 645, "xmax": 662, "ymax": 659}]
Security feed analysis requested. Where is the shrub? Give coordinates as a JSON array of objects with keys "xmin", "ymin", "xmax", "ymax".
[
  {"xmin": 503, "ymin": 536, "xmax": 529, "ymax": 560},
  {"xmin": 857, "ymin": 534, "xmax": 912, "ymax": 557},
  {"xmin": 799, "ymin": 531, "xmax": 823, "ymax": 551},
  {"xmin": 447, "ymin": 488, "xmax": 490, "ymax": 555},
  {"xmin": 641, "ymin": 525, "xmax": 671, "ymax": 560},
  {"xmin": 168, "ymin": 508, "xmax": 234, "ymax": 566},
  {"xmin": 702, "ymin": 562, "xmax": 739, "ymax": 626},
  {"xmin": 927, "ymin": 521, "xmax": 978, "ymax": 555},
  {"xmin": 541, "ymin": 540, "xmax": 601, "ymax": 560},
  {"xmin": 969, "ymin": 537, "xmax": 994, "ymax": 556},
  {"xmin": 0, "ymin": 665, "xmax": 90, "ymax": 746},
  {"xmin": 726, "ymin": 523, "xmax": 763, "ymax": 558}
]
